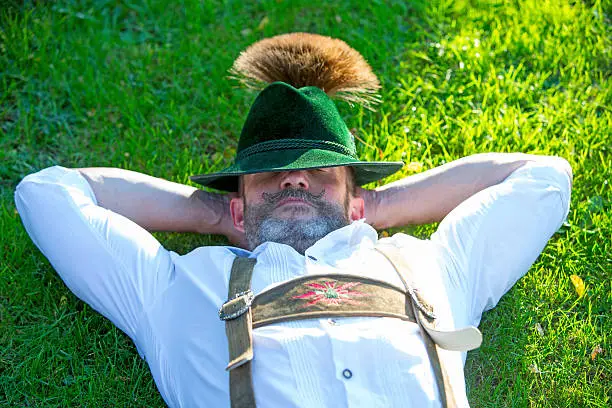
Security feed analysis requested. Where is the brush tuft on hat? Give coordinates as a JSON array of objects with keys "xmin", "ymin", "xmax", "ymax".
[{"xmin": 230, "ymin": 32, "xmax": 381, "ymax": 108}]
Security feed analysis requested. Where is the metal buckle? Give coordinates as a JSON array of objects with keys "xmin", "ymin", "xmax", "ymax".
[
  {"xmin": 218, "ymin": 290, "xmax": 254, "ymax": 321},
  {"xmin": 409, "ymin": 288, "xmax": 436, "ymax": 320}
]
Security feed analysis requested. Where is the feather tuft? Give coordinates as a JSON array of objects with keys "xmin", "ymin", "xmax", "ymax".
[{"xmin": 230, "ymin": 33, "xmax": 381, "ymax": 108}]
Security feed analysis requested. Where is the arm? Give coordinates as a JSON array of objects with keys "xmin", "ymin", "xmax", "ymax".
[
  {"xmin": 77, "ymin": 168, "xmax": 246, "ymax": 247},
  {"xmin": 360, "ymin": 153, "xmax": 572, "ymax": 229},
  {"xmin": 379, "ymin": 155, "xmax": 572, "ymax": 326},
  {"xmin": 429, "ymin": 156, "xmax": 573, "ymax": 322},
  {"xmin": 14, "ymin": 166, "xmax": 176, "ymax": 340}
]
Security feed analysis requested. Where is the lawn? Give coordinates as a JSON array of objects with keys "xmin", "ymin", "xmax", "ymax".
[{"xmin": 1, "ymin": 0, "xmax": 610, "ymax": 406}]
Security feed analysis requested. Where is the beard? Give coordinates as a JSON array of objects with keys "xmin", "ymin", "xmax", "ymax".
[{"xmin": 243, "ymin": 188, "xmax": 350, "ymax": 254}]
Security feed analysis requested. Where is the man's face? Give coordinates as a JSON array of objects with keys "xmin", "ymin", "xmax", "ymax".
[{"xmin": 230, "ymin": 167, "xmax": 365, "ymax": 254}]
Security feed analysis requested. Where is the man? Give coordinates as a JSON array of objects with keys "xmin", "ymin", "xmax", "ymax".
[{"xmin": 15, "ymin": 33, "xmax": 572, "ymax": 407}]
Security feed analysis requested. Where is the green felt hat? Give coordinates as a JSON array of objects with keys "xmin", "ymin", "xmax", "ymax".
[
  {"xmin": 190, "ymin": 82, "xmax": 403, "ymax": 191},
  {"xmin": 190, "ymin": 32, "xmax": 404, "ymax": 192}
]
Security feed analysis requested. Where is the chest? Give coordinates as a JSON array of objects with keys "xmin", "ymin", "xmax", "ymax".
[{"xmin": 141, "ymin": 243, "xmax": 466, "ymax": 407}]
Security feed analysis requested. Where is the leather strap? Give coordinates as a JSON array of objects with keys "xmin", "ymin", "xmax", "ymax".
[
  {"xmin": 375, "ymin": 245, "xmax": 457, "ymax": 408},
  {"xmin": 222, "ymin": 257, "xmax": 257, "ymax": 408},
  {"xmin": 251, "ymin": 274, "xmax": 417, "ymax": 327}
]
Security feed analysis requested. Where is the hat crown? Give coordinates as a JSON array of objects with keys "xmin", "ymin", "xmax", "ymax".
[{"xmin": 237, "ymin": 82, "xmax": 357, "ymax": 160}]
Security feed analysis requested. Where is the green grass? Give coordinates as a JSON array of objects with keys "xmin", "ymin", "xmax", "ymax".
[{"xmin": 1, "ymin": 0, "xmax": 610, "ymax": 406}]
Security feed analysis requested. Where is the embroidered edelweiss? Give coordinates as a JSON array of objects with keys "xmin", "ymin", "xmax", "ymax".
[{"xmin": 292, "ymin": 281, "xmax": 368, "ymax": 307}]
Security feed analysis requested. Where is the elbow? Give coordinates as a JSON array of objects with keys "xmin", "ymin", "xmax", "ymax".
[
  {"xmin": 14, "ymin": 173, "xmax": 51, "ymax": 228},
  {"xmin": 15, "ymin": 169, "xmax": 51, "ymax": 204},
  {"xmin": 14, "ymin": 175, "xmax": 36, "ymax": 216},
  {"xmin": 520, "ymin": 154, "xmax": 573, "ymax": 188},
  {"xmin": 547, "ymin": 156, "xmax": 573, "ymax": 189},
  {"xmin": 544, "ymin": 156, "xmax": 573, "ymax": 198},
  {"xmin": 14, "ymin": 166, "xmax": 74, "ymax": 219},
  {"xmin": 508, "ymin": 155, "xmax": 573, "ymax": 223},
  {"xmin": 531, "ymin": 155, "xmax": 573, "ymax": 221},
  {"xmin": 553, "ymin": 157, "xmax": 573, "ymax": 219},
  {"xmin": 14, "ymin": 176, "xmax": 40, "ymax": 242}
]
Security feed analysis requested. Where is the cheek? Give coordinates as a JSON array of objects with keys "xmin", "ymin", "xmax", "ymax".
[
  {"xmin": 321, "ymin": 184, "xmax": 349, "ymax": 204},
  {"xmin": 242, "ymin": 183, "xmax": 266, "ymax": 204},
  {"xmin": 243, "ymin": 191, "xmax": 262, "ymax": 207},
  {"xmin": 243, "ymin": 176, "xmax": 278, "ymax": 201}
]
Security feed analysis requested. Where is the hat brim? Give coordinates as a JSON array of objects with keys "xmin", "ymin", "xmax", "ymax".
[{"xmin": 190, "ymin": 148, "xmax": 404, "ymax": 192}]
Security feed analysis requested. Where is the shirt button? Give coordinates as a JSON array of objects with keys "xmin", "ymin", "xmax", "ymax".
[{"xmin": 342, "ymin": 369, "xmax": 353, "ymax": 379}]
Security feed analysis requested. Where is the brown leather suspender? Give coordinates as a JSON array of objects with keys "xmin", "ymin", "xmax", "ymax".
[
  {"xmin": 375, "ymin": 245, "xmax": 458, "ymax": 408},
  {"xmin": 220, "ymin": 257, "xmax": 257, "ymax": 407}
]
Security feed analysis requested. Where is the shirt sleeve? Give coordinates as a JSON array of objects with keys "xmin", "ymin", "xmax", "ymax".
[
  {"xmin": 430, "ymin": 156, "xmax": 572, "ymax": 326},
  {"xmin": 14, "ymin": 166, "xmax": 175, "ymax": 344}
]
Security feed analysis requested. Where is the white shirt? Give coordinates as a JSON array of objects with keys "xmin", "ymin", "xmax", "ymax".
[{"xmin": 14, "ymin": 159, "xmax": 572, "ymax": 407}]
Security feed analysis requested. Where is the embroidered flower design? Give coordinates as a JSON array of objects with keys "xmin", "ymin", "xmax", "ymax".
[{"xmin": 292, "ymin": 281, "xmax": 368, "ymax": 307}]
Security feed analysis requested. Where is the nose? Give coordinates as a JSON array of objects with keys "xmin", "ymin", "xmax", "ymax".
[{"xmin": 279, "ymin": 170, "xmax": 309, "ymax": 190}]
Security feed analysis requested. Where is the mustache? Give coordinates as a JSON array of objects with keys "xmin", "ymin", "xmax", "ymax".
[{"xmin": 261, "ymin": 188, "xmax": 326, "ymax": 206}]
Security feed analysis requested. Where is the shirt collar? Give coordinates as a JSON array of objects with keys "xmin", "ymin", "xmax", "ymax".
[
  {"xmin": 305, "ymin": 219, "xmax": 378, "ymax": 262},
  {"xmin": 249, "ymin": 219, "xmax": 379, "ymax": 261}
]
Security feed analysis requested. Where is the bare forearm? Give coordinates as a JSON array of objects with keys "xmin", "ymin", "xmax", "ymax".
[
  {"xmin": 77, "ymin": 168, "xmax": 229, "ymax": 235},
  {"xmin": 364, "ymin": 153, "xmax": 548, "ymax": 229}
]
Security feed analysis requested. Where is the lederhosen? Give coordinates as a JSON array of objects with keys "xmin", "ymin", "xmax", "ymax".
[{"xmin": 218, "ymin": 244, "xmax": 482, "ymax": 408}]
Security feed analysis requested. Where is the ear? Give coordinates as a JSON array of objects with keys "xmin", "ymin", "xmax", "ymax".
[
  {"xmin": 348, "ymin": 196, "xmax": 365, "ymax": 222},
  {"xmin": 230, "ymin": 197, "xmax": 246, "ymax": 233}
]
